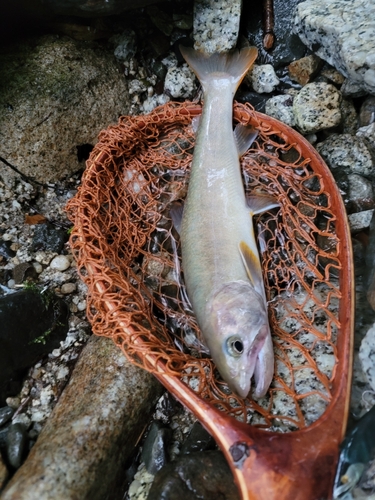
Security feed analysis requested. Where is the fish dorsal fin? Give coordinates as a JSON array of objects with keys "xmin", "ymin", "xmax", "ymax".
[
  {"xmin": 247, "ymin": 194, "xmax": 280, "ymax": 215},
  {"xmin": 170, "ymin": 202, "xmax": 184, "ymax": 234},
  {"xmin": 234, "ymin": 124, "xmax": 258, "ymax": 157},
  {"xmin": 239, "ymin": 241, "xmax": 264, "ymax": 294}
]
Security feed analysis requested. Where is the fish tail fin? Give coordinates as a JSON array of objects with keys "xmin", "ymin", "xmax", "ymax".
[{"xmin": 180, "ymin": 46, "xmax": 258, "ymax": 93}]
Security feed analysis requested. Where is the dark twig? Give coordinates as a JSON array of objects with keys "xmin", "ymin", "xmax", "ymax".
[
  {"xmin": 0, "ymin": 156, "xmax": 49, "ymax": 188},
  {"xmin": 263, "ymin": 0, "xmax": 275, "ymax": 50}
]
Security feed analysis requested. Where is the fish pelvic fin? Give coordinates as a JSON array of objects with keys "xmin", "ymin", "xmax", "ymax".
[
  {"xmin": 239, "ymin": 240, "xmax": 264, "ymax": 294},
  {"xmin": 180, "ymin": 46, "xmax": 258, "ymax": 94},
  {"xmin": 234, "ymin": 123, "xmax": 258, "ymax": 157}
]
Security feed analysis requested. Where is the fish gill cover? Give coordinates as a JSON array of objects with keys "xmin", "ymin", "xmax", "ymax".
[{"xmin": 66, "ymin": 101, "xmax": 351, "ymax": 432}]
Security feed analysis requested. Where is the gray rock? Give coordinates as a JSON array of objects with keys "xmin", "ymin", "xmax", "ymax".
[
  {"xmin": 180, "ymin": 422, "xmax": 216, "ymax": 455},
  {"xmin": 340, "ymin": 78, "xmax": 367, "ymax": 98},
  {"xmin": 359, "ymin": 96, "xmax": 375, "ymax": 127},
  {"xmin": 356, "ymin": 123, "xmax": 375, "ymax": 156},
  {"xmin": 0, "ymin": 35, "xmax": 130, "ymax": 184},
  {"xmin": 316, "ymin": 134, "xmax": 375, "ymax": 179},
  {"xmin": 164, "ymin": 66, "xmax": 196, "ymax": 99},
  {"xmin": 265, "ymin": 94, "xmax": 295, "ymax": 127},
  {"xmin": 147, "ymin": 450, "xmax": 240, "ymax": 500},
  {"xmin": 348, "ymin": 174, "xmax": 375, "ymax": 213},
  {"xmin": 6, "ymin": 423, "xmax": 28, "ymax": 469},
  {"xmin": 141, "ymin": 421, "xmax": 172, "ymax": 475},
  {"xmin": 112, "ymin": 30, "xmax": 137, "ymax": 62},
  {"xmin": 193, "ymin": 0, "xmax": 241, "ymax": 54},
  {"xmin": 1, "ymin": 335, "xmax": 162, "ymax": 500},
  {"xmin": 293, "ymin": 0, "xmax": 375, "ymax": 95},
  {"xmin": 0, "ymin": 407, "xmax": 15, "ymax": 428},
  {"xmin": 249, "ymin": 64, "xmax": 280, "ymax": 93},
  {"xmin": 348, "ymin": 210, "xmax": 375, "ymax": 233},
  {"xmin": 341, "ymin": 99, "xmax": 359, "ymax": 135},
  {"xmin": 0, "ymin": 452, "xmax": 9, "ymax": 491},
  {"xmin": 31, "ymin": 223, "xmax": 68, "ymax": 253},
  {"xmin": 359, "ymin": 322, "xmax": 375, "ymax": 392},
  {"xmin": 293, "ymin": 82, "xmax": 342, "ymax": 133}
]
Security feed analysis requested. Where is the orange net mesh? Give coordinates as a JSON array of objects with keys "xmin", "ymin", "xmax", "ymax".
[{"xmin": 67, "ymin": 101, "xmax": 345, "ymax": 432}]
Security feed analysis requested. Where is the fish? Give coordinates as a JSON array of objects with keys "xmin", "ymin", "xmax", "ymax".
[{"xmin": 172, "ymin": 45, "xmax": 279, "ymax": 398}]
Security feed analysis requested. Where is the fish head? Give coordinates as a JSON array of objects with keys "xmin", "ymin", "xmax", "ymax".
[{"xmin": 207, "ymin": 281, "xmax": 271, "ymax": 399}]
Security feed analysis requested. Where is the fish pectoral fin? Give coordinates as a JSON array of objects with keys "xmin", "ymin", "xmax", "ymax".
[
  {"xmin": 234, "ymin": 123, "xmax": 258, "ymax": 157},
  {"xmin": 191, "ymin": 115, "xmax": 201, "ymax": 133},
  {"xmin": 170, "ymin": 202, "xmax": 184, "ymax": 234},
  {"xmin": 253, "ymin": 332, "xmax": 274, "ymax": 398},
  {"xmin": 239, "ymin": 240, "xmax": 263, "ymax": 292},
  {"xmin": 247, "ymin": 193, "xmax": 280, "ymax": 215}
]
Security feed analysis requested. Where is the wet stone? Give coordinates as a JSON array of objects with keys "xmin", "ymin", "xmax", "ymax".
[
  {"xmin": 356, "ymin": 123, "xmax": 375, "ymax": 156},
  {"xmin": 147, "ymin": 450, "xmax": 240, "ymax": 500},
  {"xmin": 316, "ymin": 134, "xmax": 375, "ymax": 179},
  {"xmin": 0, "ymin": 407, "xmax": 15, "ymax": 428},
  {"xmin": 348, "ymin": 210, "xmax": 375, "ymax": 233},
  {"xmin": 6, "ymin": 424, "xmax": 28, "ymax": 470},
  {"xmin": 0, "ymin": 241, "xmax": 16, "ymax": 260},
  {"xmin": 288, "ymin": 54, "xmax": 322, "ymax": 86},
  {"xmin": 141, "ymin": 421, "xmax": 172, "ymax": 475},
  {"xmin": 348, "ymin": 174, "xmax": 375, "ymax": 213},
  {"xmin": 0, "ymin": 289, "xmax": 68, "ymax": 405},
  {"xmin": 265, "ymin": 94, "xmax": 295, "ymax": 127},
  {"xmin": 248, "ymin": 64, "xmax": 280, "ymax": 94},
  {"xmin": 164, "ymin": 65, "xmax": 196, "ymax": 99},
  {"xmin": 359, "ymin": 322, "xmax": 375, "ymax": 392},
  {"xmin": 180, "ymin": 421, "xmax": 216, "ymax": 455},
  {"xmin": 31, "ymin": 223, "xmax": 68, "ymax": 253},
  {"xmin": 293, "ymin": 82, "xmax": 342, "ymax": 133},
  {"xmin": 359, "ymin": 96, "xmax": 375, "ymax": 127}
]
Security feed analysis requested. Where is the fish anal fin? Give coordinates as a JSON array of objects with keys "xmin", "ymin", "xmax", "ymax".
[
  {"xmin": 247, "ymin": 194, "xmax": 280, "ymax": 215},
  {"xmin": 239, "ymin": 241, "xmax": 263, "ymax": 290},
  {"xmin": 170, "ymin": 202, "xmax": 184, "ymax": 234},
  {"xmin": 234, "ymin": 124, "xmax": 258, "ymax": 157}
]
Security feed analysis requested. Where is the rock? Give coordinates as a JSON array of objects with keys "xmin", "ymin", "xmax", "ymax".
[
  {"xmin": 359, "ymin": 323, "xmax": 375, "ymax": 392},
  {"xmin": 348, "ymin": 210, "xmax": 374, "ymax": 233},
  {"xmin": 356, "ymin": 123, "xmax": 375, "ymax": 156},
  {"xmin": 49, "ymin": 255, "xmax": 70, "ymax": 272},
  {"xmin": 164, "ymin": 65, "xmax": 196, "ymax": 99},
  {"xmin": 0, "ymin": 35, "xmax": 130, "ymax": 185},
  {"xmin": 180, "ymin": 422, "xmax": 216, "ymax": 455},
  {"xmin": 316, "ymin": 134, "xmax": 375, "ymax": 179},
  {"xmin": 348, "ymin": 174, "xmax": 375, "ymax": 213},
  {"xmin": 359, "ymin": 96, "xmax": 375, "ymax": 127},
  {"xmin": 141, "ymin": 421, "xmax": 172, "ymax": 475},
  {"xmin": 31, "ymin": 223, "xmax": 68, "ymax": 253},
  {"xmin": 341, "ymin": 99, "xmax": 358, "ymax": 135},
  {"xmin": 288, "ymin": 54, "xmax": 322, "ymax": 85},
  {"xmin": 340, "ymin": 78, "xmax": 367, "ymax": 98},
  {"xmin": 111, "ymin": 30, "xmax": 137, "ymax": 62},
  {"xmin": 0, "ymin": 407, "xmax": 15, "ymax": 427},
  {"xmin": 0, "ymin": 452, "xmax": 9, "ymax": 491},
  {"xmin": 293, "ymin": 0, "xmax": 375, "ymax": 95},
  {"xmin": 60, "ymin": 283, "xmax": 76, "ymax": 295},
  {"xmin": 193, "ymin": 0, "xmax": 241, "ymax": 54},
  {"xmin": 0, "ymin": 336, "xmax": 163, "ymax": 500},
  {"xmin": 0, "ymin": 289, "xmax": 68, "ymax": 405},
  {"xmin": 0, "ymin": 241, "xmax": 16, "ymax": 260},
  {"xmin": 320, "ymin": 67, "xmax": 345, "ymax": 86},
  {"xmin": 6, "ymin": 423, "xmax": 28, "ymax": 469},
  {"xmin": 293, "ymin": 82, "xmax": 342, "ymax": 133},
  {"xmin": 242, "ymin": 0, "xmax": 306, "ymax": 68},
  {"xmin": 235, "ymin": 90, "xmax": 270, "ymax": 113},
  {"xmin": 248, "ymin": 64, "xmax": 280, "ymax": 93},
  {"xmin": 13, "ymin": 263, "xmax": 37, "ymax": 285},
  {"xmin": 265, "ymin": 94, "xmax": 295, "ymax": 127},
  {"xmin": 38, "ymin": 0, "xmax": 161, "ymax": 17},
  {"xmin": 147, "ymin": 450, "xmax": 240, "ymax": 500}
]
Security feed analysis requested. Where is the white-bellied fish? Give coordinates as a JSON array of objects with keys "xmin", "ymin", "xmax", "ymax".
[{"xmin": 173, "ymin": 46, "xmax": 279, "ymax": 398}]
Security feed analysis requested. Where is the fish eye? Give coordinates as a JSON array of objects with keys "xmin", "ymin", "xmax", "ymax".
[{"xmin": 227, "ymin": 336, "xmax": 244, "ymax": 357}]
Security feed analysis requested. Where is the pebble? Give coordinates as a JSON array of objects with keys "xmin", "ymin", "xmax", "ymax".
[
  {"xmin": 0, "ymin": 407, "xmax": 15, "ymax": 427},
  {"xmin": 316, "ymin": 134, "xmax": 375, "ymax": 179},
  {"xmin": 61, "ymin": 283, "xmax": 76, "ymax": 294},
  {"xmin": 248, "ymin": 64, "xmax": 280, "ymax": 93},
  {"xmin": 193, "ymin": 0, "xmax": 241, "ymax": 54},
  {"xmin": 111, "ymin": 29, "xmax": 137, "ymax": 62},
  {"xmin": 6, "ymin": 423, "xmax": 28, "ymax": 469},
  {"xmin": 141, "ymin": 421, "xmax": 171, "ymax": 475},
  {"xmin": 49, "ymin": 255, "xmax": 71, "ymax": 271},
  {"xmin": 356, "ymin": 123, "xmax": 375, "ymax": 155},
  {"xmin": 359, "ymin": 323, "xmax": 375, "ymax": 392},
  {"xmin": 288, "ymin": 54, "xmax": 322, "ymax": 85},
  {"xmin": 348, "ymin": 174, "xmax": 375, "ymax": 213},
  {"xmin": 341, "ymin": 99, "xmax": 358, "ymax": 134},
  {"xmin": 5, "ymin": 398, "xmax": 20, "ymax": 410},
  {"xmin": 348, "ymin": 210, "xmax": 375, "ymax": 233},
  {"xmin": 265, "ymin": 94, "xmax": 295, "ymax": 127},
  {"xmin": 359, "ymin": 96, "xmax": 375, "ymax": 127},
  {"xmin": 164, "ymin": 65, "xmax": 196, "ymax": 99},
  {"xmin": 293, "ymin": 82, "xmax": 342, "ymax": 133},
  {"xmin": 293, "ymin": 0, "xmax": 375, "ymax": 95}
]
